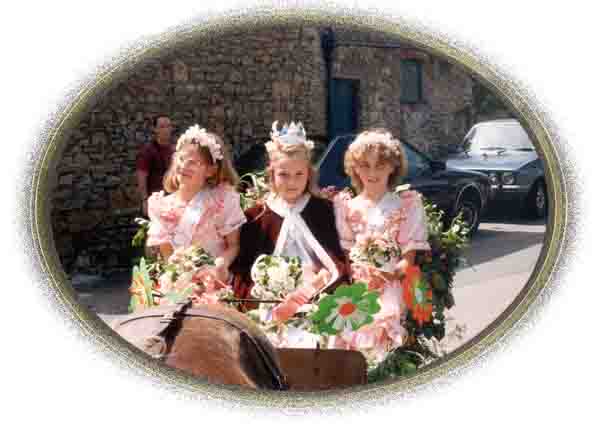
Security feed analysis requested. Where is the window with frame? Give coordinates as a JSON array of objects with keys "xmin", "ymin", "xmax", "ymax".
[{"xmin": 400, "ymin": 59, "xmax": 423, "ymax": 104}]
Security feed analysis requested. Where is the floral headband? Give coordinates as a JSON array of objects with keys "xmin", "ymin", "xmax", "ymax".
[
  {"xmin": 348, "ymin": 130, "xmax": 403, "ymax": 158},
  {"xmin": 176, "ymin": 125, "xmax": 224, "ymax": 161},
  {"xmin": 265, "ymin": 121, "xmax": 314, "ymax": 155}
]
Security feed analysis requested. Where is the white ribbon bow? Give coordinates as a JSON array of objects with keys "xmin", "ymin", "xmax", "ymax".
[{"xmin": 172, "ymin": 189, "xmax": 209, "ymax": 248}]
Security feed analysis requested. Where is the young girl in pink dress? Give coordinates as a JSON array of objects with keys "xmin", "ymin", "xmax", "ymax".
[
  {"xmin": 145, "ymin": 125, "xmax": 246, "ymax": 303},
  {"xmin": 333, "ymin": 128, "xmax": 430, "ymax": 364}
]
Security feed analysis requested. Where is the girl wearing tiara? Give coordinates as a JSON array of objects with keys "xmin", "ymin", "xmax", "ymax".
[
  {"xmin": 231, "ymin": 121, "xmax": 348, "ymax": 323},
  {"xmin": 333, "ymin": 128, "xmax": 430, "ymax": 363},
  {"xmin": 145, "ymin": 125, "xmax": 246, "ymax": 299}
]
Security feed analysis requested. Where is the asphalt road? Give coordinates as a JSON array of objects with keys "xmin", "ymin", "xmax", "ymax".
[
  {"xmin": 436, "ymin": 216, "xmax": 546, "ymax": 354},
  {"xmin": 74, "ymin": 216, "xmax": 547, "ymax": 356}
]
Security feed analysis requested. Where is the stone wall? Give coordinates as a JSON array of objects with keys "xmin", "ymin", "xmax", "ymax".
[
  {"xmin": 51, "ymin": 25, "xmax": 490, "ymax": 277},
  {"xmin": 52, "ymin": 26, "xmax": 327, "ymax": 276},
  {"xmin": 332, "ymin": 37, "xmax": 475, "ymax": 157}
]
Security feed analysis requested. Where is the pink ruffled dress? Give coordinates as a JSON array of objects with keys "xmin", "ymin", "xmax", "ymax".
[
  {"xmin": 333, "ymin": 190, "xmax": 430, "ymax": 363},
  {"xmin": 146, "ymin": 183, "xmax": 246, "ymax": 256},
  {"xmin": 145, "ymin": 184, "xmax": 246, "ymax": 305}
]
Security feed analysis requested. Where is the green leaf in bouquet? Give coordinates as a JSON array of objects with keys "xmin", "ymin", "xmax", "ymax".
[
  {"xmin": 422, "ymin": 325, "xmax": 434, "ymax": 339},
  {"xmin": 432, "ymin": 323, "xmax": 445, "ymax": 341},
  {"xmin": 430, "ymin": 272, "xmax": 447, "ymax": 291},
  {"xmin": 164, "ymin": 285, "xmax": 194, "ymax": 304},
  {"xmin": 131, "ymin": 218, "xmax": 150, "ymax": 248},
  {"xmin": 129, "ymin": 257, "xmax": 156, "ymax": 308}
]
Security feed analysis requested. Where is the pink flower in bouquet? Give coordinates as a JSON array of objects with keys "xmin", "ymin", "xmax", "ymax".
[
  {"xmin": 351, "ymin": 263, "xmax": 388, "ymax": 293},
  {"xmin": 192, "ymin": 291, "xmax": 221, "ymax": 306},
  {"xmin": 192, "ymin": 267, "xmax": 218, "ymax": 293}
]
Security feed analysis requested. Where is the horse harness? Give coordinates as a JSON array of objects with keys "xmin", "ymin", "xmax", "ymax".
[{"xmin": 117, "ymin": 300, "xmax": 288, "ymax": 391}]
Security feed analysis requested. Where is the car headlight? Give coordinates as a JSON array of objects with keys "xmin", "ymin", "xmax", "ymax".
[
  {"xmin": 488, "ymin": 173, "xmax": 499, "ymax": 185},
  {"xmin": 501, "ymin": 172, "xmax": 515, "ymax": 185}
]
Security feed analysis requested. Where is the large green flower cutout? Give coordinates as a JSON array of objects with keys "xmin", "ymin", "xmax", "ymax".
[{"xmin": 309, "ymin": 283, "xmax": 381, "ymax": 335}]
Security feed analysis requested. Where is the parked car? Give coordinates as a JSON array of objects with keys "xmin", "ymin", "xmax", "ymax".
[
  {"xmin": 316, "ymin": 134, "xmax": 493, "ymax": 235},
  {"xmin": 445, "ymin": 119, "xmax": 547, "ymax": 218}
]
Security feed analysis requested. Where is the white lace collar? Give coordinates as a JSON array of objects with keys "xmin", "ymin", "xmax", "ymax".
[
  {"xmin": 365, "ymin": 191, "xmax": 402, "ymax": 230},
  {"xmin": 266, "ymin": 193, "xmax": 311, "ymax": 218},
  {"xmin": 172, "ymin": 188, "xmax": 211, "ymax": 248}
]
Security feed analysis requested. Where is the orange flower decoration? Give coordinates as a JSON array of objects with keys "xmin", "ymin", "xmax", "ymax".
[{"xmin": 401, "ymin": 264, "xmax": 433, "ymax": 326}]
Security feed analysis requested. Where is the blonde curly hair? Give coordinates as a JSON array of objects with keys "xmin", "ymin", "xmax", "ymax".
[{"xmin": 344, "ymin": 128, "xmax": 408, "ymax": 192}]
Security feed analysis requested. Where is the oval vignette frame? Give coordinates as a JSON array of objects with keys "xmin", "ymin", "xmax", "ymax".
[{"xmin": 26, "ymin": 6, "xmax": 568, "ymax": 407}]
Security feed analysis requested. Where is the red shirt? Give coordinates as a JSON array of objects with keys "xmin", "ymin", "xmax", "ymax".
[{"xmin": 136, "ymin": 141, "xmax": 175, "ymax": 195}]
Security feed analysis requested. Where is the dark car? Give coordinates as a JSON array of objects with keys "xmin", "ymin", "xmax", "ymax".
[
  {"xmin": 316, "ymin": 134, "xmax": 493, "ymax": 235},
  {"xmin": 445, "ymin": 119, "xmax": 547, "ymax": 218}
]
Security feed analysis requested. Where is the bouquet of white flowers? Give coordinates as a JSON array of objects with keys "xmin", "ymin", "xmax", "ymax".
[
  {"xmin": 250, "ymin": 254, "xmax": 303, "ymax": 301},
  {"xmin": 246, "ymin": 254, "xmax": 321, "ymax": 347},
  {"xmin": 349, "ymin": 232, "xmax": 402, "ymax": 273}
]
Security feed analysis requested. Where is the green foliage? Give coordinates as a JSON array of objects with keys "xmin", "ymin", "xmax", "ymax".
[
  {"xmin": 404, "ymin": 199, "xmax": 469, "ymax": 344},
  {"xmin": 239, "ymin": 170, "xmax": 269, "ymax": 211},
  {"xmin": 131, "ymin": 218, "xmax": 150, "ymax": 248},
  {"xmin": 366, "ymin": 338, "xmax": 441, "ymax": 383},
  {"xmin": 367, "ymin": 349, "xmax": 422, "ymax": 382}
]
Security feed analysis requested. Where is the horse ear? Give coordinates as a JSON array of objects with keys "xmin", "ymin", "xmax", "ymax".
[{"xmin": 143, "ymin": 336, "xmax": 168, "ymax": 360}]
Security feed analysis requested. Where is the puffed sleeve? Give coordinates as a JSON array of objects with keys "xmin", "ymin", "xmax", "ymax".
[
  {"xmin": 146, "ymin": 191, "xmax": 177, "ymax": 247},
  {"xmin": 216, "ymin": 186, "xmax": 247, "ymax": 237},
  {"xmin": 394, "ymin": 191, "xmax": 430, "ymax": 255},
  {"xmin": 333, "ymin": 191, "xmax": 355, "ymax": 251}
]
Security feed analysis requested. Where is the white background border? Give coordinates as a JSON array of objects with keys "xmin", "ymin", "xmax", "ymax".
[{"xmin": 3, "ymin": 0, "xmax": 595, "ymax": 430}]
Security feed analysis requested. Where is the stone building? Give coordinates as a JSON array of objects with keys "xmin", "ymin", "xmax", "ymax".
[{"xmin": 51, "ymin": 25, "xmax": 498, "ymax": 277}]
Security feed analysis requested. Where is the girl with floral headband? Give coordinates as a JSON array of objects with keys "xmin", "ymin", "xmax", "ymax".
[
  {"xmin": 332, "ymin": 128, "xmax": 430, "ymax": 364},
  {"xmin": 144, "ymin": 125, "xmax": 246, "ymax": 300},
  {"xmin": 231, "ymin": 121, "xmax": 348, "ymax": 328}
]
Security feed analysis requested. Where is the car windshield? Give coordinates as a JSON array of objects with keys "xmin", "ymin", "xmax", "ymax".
[
  {"xmin": 465, "ymin": 123, "xmax": 535, "ymax": 153},
  {"xmin": 403, "ymin": 143, "xmax": 430, "ymax": 178},
  {"xmin": 317, "ymin": 135, "xmax": 355, "ymax": 188}
]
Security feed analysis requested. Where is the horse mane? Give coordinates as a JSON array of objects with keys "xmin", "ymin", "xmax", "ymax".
[{"xmin": 113, "ymin": 304, "xmax": 287, "ymax": 390}]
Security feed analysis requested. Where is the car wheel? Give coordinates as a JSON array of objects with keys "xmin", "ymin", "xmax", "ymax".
[
  {"xmin": 455, "ymin": 197, "xmax": 481, "ymax": 236},
  {"xmin": 528, "ymin": 180, "xmax": 547, "ymax": 219}
]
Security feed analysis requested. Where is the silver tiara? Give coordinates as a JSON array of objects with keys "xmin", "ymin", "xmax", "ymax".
[{"xmin": 265, "ymin": 121, "xmax": 314, "ymax": 154}]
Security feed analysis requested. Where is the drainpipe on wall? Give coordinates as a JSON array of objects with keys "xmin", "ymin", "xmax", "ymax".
[{"xmin": 321, "ymin": 28, "xmax": 335, "ymax": 142}]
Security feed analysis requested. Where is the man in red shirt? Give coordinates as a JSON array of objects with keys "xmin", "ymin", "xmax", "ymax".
[{"xmin": 136, "ymin": 114, "xmax": 176, "ymax": 215}]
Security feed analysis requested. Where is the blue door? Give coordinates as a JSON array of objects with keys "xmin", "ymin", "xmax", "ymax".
[{"xmin": 330, "ymin": 79, "xmax": 359, "ymax": 139}]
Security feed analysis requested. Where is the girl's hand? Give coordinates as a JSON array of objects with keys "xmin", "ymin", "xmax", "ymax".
[{"xmin": 272, "ymin": 292, "xmax": 306, "ymax": 323}]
